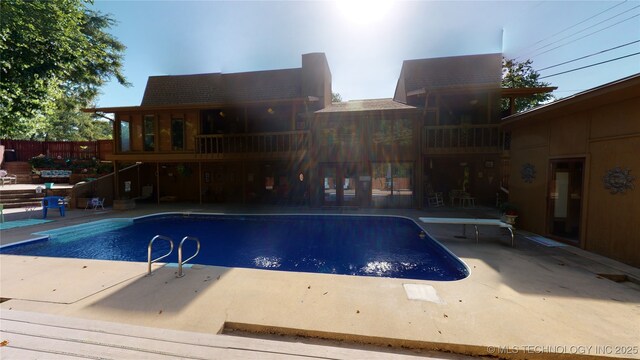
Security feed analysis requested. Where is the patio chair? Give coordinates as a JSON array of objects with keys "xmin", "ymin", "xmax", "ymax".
[
  {"xmin": 0, "ymin": 170, "xmax": 17, "ymax": 186},
  {"xmin": 42, "ymin": 196, "xmax": 65, "ymax": 218},
  {"xmin": 460, "ymin": 192, "xmax": 476, "ymax": 208},
  {"xmin": 427, "ymin": 192, "xmax": 444, "ymax": 207},
  {"xmin": 85, "ymin": 197, "xmax": 105, "ymax": 210},
  {"xmin": 449, "ymin": 189, "xmax": 463, "ymax": 206}
]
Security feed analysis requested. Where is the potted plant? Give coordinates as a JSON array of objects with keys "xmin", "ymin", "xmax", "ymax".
[{"xmin": 500, "ymin": 202, "xmax": 519, "ymax": 225}]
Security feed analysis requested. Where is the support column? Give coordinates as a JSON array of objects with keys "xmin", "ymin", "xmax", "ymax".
[
  {"xmin": 242, "ymin": 161, "xmax": 246, "ymax": 204},
  {"xmin": 113, "ymin": 161, "xmax": 120, "ymax": 200},
  {"xmin": 198, "ymin": 161, "xmax": 202, "ymax": 205},
  {"xmin": 156, "ymin": 162, "xmax": 160, "ymax": 205}
]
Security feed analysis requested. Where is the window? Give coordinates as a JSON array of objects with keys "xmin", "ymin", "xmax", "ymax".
[
  {"xmin": 371, "ymin": 162, "xmax": 413, "ymax": 208},
  {"xmin": 372, "ymin": 118, "xmax": 412, "ymax": 146},
  {"xmin": 171, "ymin": 118, "xmax": 184, "ymax": 151},
  {"xmin": 143, "ymin": 115, "xmax": 155, "ymax": 151},
  {"xmin": 119, "ymin": 119, "xmax": 130, "ymax": 152}
]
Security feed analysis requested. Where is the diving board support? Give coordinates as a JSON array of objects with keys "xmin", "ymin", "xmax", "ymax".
[{"xmin": 419, "ymin": 217, "xmax": 515, "ymax": 247}]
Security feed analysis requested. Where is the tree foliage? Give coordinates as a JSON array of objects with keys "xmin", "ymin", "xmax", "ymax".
[
  {"xmin": 501, "ymin": 57, "xmax": 554, "ymax": 113},
  {"xmin": 331, "ymin": 92, "xmax": 342, "ymax": 103},
  {"xmin": 0, "ymin": 0, "xmax": 127, "ymax": 140}
]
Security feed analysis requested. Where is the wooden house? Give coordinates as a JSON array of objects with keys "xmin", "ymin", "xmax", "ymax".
[
  {"xmin": 503, "ymin": 74, "xmax": 640, "ymax": 267},
  {"xmin": 89, "ymin": 53, "xmax": 331, "ymax": 205},
  {"xmin": 88, "ymin": 52, "xmax": 512, "ymax": 209},
  {"xmin": 393, "ymin": 53, "xmax": 506, "ymax": 206}
]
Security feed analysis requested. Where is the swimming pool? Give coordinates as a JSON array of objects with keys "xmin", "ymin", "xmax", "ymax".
[{"xmin": 0, "ymin": 213, "xmax": 469, "ymax": 281}]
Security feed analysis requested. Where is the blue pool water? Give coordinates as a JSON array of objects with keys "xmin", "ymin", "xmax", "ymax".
[{"xmin": 0, "ymin": 214, "xmax": 469, "ymax": 281}]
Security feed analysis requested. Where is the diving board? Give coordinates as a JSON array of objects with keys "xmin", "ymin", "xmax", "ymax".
[{"xmin": 419, "ymin": 217, "xmax": 514, "ymax": 246}]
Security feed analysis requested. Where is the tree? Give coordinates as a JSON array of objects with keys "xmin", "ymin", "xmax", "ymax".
[
  {"xmin": 501, "ymin": 57, "xmax": 554, "ymax": 113},
  {"xmin": 43, "ymin": 98, "xmax": 113, "ymax": 141},
  {"xmin": 331, "ymin": 92, "xmax": 342, "ymax": 103},
  {"xmin": 0, "ymin": 0, "xmax": 128, "ymax": 139}
]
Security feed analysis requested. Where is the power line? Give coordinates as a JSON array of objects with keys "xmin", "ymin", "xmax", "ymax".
[
  {"xmin": 514, "ymin": 0, "xmax": 629, "ymax": 59},
  {"xmin": 538, "ymin": 40, "xmax": 640, "ymax": 71},
  {"xmin": 518, "ymin": 4, "xmax": 640, "ymax": 60},
  {"xmin": 532, "ymin": 13, "xmax": 640, "ymax": 59},
  {"xmin": 540, "ymin": 52, "xmax": 640, "ymax": 79}
]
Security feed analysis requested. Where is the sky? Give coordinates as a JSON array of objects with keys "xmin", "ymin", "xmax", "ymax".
[{"xmin": 92, "ymin": 0, "xmax": 640, "ymax": 108}]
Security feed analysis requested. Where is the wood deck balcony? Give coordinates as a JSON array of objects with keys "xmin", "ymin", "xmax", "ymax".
[
  {"xmin": 195, "ymin": 131, "xmax": 309, "ymax": 160},
  {"xmin": 423, "ymin": 124, "xmax": 503, "ymax": 154}
]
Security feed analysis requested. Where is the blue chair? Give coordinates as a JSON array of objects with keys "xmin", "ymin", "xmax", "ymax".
[{"xmin": 42, "ymin": 196, "xmax": 65, "ymax": 218}]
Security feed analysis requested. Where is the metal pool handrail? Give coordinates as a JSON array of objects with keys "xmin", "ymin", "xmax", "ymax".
[
  {"xmin": 147, "ymin": 235, "xmax": 174, "ymax": 275},
  {"xmin": 177, "ymin": 236, "xmax": 201, "ymax": 278}
]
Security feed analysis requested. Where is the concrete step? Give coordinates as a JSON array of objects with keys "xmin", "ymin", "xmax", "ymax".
[
  {"xmin": 0, "ymin": 191, "xmax": 45, "ymax": 208},
  {"xmin": 0, "ymin": 192, "xmax": 45, "ymax": 199},
  {"xmin": 0, "ymin": 189, "xmax": 71, "ymax": 209},
  {"xmin": 0, "ymin": 310, "xmax": 455, "ymax": 360},
  {"xmin": 0, "ymin": 201, "xmax": 42, "ymax": 209}
]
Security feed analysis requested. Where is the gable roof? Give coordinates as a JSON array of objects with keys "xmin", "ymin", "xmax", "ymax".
[
  {"xmin": 141, "ymin": 68, "xmax": 303, "ymax": 106},
  {"xmin": 394, "ymin": 53, "xmax": 502, "ymax": 102}
]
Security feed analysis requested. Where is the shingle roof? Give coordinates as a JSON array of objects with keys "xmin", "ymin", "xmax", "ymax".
[
  {"xmin": 395, "ymin": 53, "xmax": 502, "ymax": 96},
  {"xmin": 502, "ymin": 72, "xmax": 640, "ymax": 125},
  {"xmin": 315, "ymin": 99, "xmax": 416, "ymax": 113},
  {"xmin": 141, "ymin": 68, "xmax": 302, "ymax": 106}
]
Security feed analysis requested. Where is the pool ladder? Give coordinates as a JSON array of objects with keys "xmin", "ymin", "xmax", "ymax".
[{"xmin": 147, "ymin": 235, "xmax": 201, "ymax": 277}]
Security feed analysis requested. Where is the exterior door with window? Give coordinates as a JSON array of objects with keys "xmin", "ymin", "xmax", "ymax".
[{"xmin": 547, "ymin": 159, "xmax": 584, "ymax": 242}]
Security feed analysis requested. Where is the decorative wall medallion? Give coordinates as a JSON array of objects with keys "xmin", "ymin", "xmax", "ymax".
[
  {"xmin": 603, "ymin": 167, "xmax": 634, "ymax": 194},
  {"xmin": 521, "ymin": 163, "xmax": 536, "ymax": 183}
]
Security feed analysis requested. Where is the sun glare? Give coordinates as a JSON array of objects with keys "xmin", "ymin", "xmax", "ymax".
[{"xmin": 337, "ymin": 0, "xmax": 394, "ymax": 25}]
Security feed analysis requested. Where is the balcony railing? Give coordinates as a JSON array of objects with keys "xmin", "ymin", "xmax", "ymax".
[
  {"xmin": 423, "ymin": 124, "xmax": 502, "ymax": 154},
  {"xmin": 196, "ymin": 131, "xmax": 309, "ymax": 159}
]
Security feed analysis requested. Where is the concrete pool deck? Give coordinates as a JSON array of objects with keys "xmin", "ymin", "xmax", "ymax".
[{"xmin": 1, "ymin": 202, "xmax": 639, "ymax": 359}]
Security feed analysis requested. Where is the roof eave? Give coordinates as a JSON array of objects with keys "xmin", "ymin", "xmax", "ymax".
[
  {"xmin": 502, "ymin": 73, "xmax": 640, "ymax": 127},
  {"xmin": 501, "ymin": 87, "xmax": 557, "ymax": 96},
  {"xmin": 406, "ymin": 83, "xmax": 501, "ymax": 97},
  {"xmin": 83, "ymin": 97, "xmax": 312, "ymax": 113}
]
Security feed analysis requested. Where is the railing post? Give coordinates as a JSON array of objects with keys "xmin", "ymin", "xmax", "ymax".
[
  {"xmin": 147, "ymin": 235, "xmax": 174, "ymax": 276},
  {"xmin": 177, "ymin": 236, "xmax": 200, "ymax": 278}
]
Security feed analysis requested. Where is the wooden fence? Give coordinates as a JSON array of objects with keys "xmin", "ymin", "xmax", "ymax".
[{"xmin": 0, "ymin": 139, "xmax": 112, "ymax": 162}]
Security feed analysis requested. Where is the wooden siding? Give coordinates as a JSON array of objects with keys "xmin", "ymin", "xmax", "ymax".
[
  {"xmin": 587, "ymin": 136, "xmax": 640, "ymax": 266},
  {"xmin": 507, "ymin": 94, "xmax": 640, "ymax": 267}
]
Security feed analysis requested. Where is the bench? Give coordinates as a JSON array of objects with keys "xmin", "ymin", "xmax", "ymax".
[
  {"xmin": 419, "ymin": 217, "xmax": 514, "ymax": 246},
  {"xmin": 39, "ymin": 170, "xmax": 72, "ymax": 183}
]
